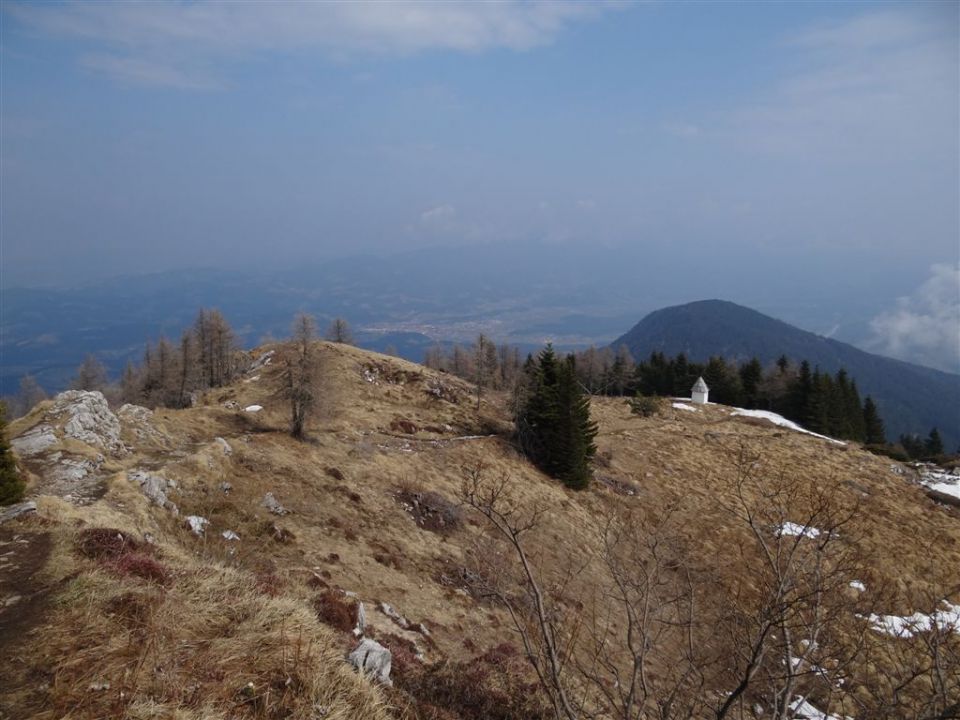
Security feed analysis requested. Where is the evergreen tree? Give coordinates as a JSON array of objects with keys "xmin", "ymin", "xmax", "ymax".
[
  {"xmin": 862, "ymin": 397, "xmax": 886, "ymax": 445},
  {"xmin": 0, "ymin": 404, "xmax": 26, "ymax": 506},
  {"xmin": 925, "ymin": 427, "xmax": 944, "ymax": 458},
  {"xmin": 739, "ymin": 357, "xmax": 763, "ymax": 408},
  {"xmin": 516, "ymin": 346, "xmax": 597, "ymax": 490}
]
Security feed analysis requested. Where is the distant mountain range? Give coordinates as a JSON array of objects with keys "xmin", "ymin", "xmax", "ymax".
[{"xmin": 612, "ymin": 300, "xmax": 960, "ymax": 451}]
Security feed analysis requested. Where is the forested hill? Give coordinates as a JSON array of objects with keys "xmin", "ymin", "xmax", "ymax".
[{"xmin": 612, "ymin": 299, "xmax": 960, "ymax": 451}]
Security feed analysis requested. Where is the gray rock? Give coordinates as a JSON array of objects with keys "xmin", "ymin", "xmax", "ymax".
[
  {"xmin": 214, "ymin": 437, "xmax": 233, "ymax": 455},
  {"xmin": 51, "ymin": 391, "xmax": 124, "ymax": 453},
  {"xmin": 0, "ymin": 502, "xmax": 37, "ymax": 525},
  {"xmin": 248, "ymin": 350, "xmax": 275, "ymax": 373},
  {"xmin": 379, "ymin": 601, "xmax": 410, "ymax": 629},
  {"xmin": 219, "ymin": 482, "xmax": 233, "ymax": 494},
  {"xmin": 49, "ymin": 457, "xmax": 100, "ymax": 484},
  {"xmin": 262, "ymin": 492, "xmax": 288, "ymax": 515},
  {"xmin": 354, "ymin": 601, "xmax": 366, "ymax": 637},
  {"xmin": 128, "ymin": 470, "xmax": 179, "ymax": 514},
  {"xmin": 185, "ymin": 516, "xmax": 209, "ymax": 536},
  {"xmin": 222, "ymin": 530, "xmax": 240, "ymax": 541},
  {"xmin": 348, "ymin": 639, "xmax": 392, "ymax": 686},
  {"xmin": 11, "ymin": 424, "xmax": 58, "ymax": 457}
]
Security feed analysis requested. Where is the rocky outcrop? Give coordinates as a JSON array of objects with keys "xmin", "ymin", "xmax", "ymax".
[
  {"xmin": 10, "ymin": 425, "xmax": 57, "ymax": 457},
  {"xmin": 0, "ymin": 502, "xmax": 37, "ymax": 525},
  {"xmin": 348, "ymin": 639, "xmax": 392, "ymax": 686},
  {"xmin": 51, "ymin": 391, "xmax": 124, "ymax": 454}
]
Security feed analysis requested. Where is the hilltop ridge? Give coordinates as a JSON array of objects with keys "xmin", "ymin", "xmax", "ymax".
[
  {"xmin": 1, "ymin": 342, "xmax": 958, "ymax": 719},
  {"xmin": 613, "ymin": 299, "xmax": 960, "ymax": 450}
]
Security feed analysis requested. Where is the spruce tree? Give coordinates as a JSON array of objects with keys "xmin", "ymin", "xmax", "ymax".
[
  {"xmin": 925, "ymin": 428, "xmax": 944, "ymax": 458},
  {"xmin": 862, "ymin": 397, "xmax": 886, "ymax": 445},
  {"xmin": 516, "ymin": 346, "xmax": 598, "ymax": 490},
  {"xmin": 0, "ymin": 404, "xmax": 26, "ymax": 506}
]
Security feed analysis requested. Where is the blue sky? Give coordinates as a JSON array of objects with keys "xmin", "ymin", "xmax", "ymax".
[{"xmin": 2, "ymin": 1, "xmax": 958, "ymax": 368}]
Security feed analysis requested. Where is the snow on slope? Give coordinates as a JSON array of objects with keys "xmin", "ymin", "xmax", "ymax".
[
  {"xmin": 868, "ymin": 601, "xmax": 960, "ymax": 638},
  {"xmin": 918, "ymin": 466, "xmax": 960, "ymax": 502},
  {"xmin": 730, "ymin": 408, "xmax": 845, "ymax": 445}
]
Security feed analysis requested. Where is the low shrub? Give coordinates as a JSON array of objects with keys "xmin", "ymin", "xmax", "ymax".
[
  {"xmin": 396, "ymin": 489, "xmax": 463, "ymax": 535},
  {"xmin": 314, "ymin": 590, "xmax": 356, "ymax": 633},
  {"xmin": 76, "ymin": 528, "xmax": 141, "ymax": 559},
  {"xmin": 110, "ymin": 553, "xmax": 171, "ymax": 586},
  {"xmin": 396, "ymin": 643, "xmax": 550, "ymax": 720},
  {"xmin": 629, "ymin": 394, "xmax": 663, "ymax": 417}
]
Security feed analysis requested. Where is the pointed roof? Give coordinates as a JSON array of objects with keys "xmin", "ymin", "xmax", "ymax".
[{"xmin": 692, "ymin": 376, "xmax": 709, "ymax": 393}]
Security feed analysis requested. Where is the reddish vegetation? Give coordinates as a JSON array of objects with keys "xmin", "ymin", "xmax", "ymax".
[
  {"xmin": 390, "ymin": 418, "xmax": 420, "ymax": 435},
  {"xmin": 76, "ymin": 528, "xmax": 141, "ymax": 559},
  {"xmin": 313, "ymin": 590, "xmax": 356, "ymax": 633},
  {"xmin": 391, "ymin": 643, "xmax": 549, "ymax": 720},
  {"xmin": 110, "ymin": 553, "xmax": 171, "ymax": 586}
]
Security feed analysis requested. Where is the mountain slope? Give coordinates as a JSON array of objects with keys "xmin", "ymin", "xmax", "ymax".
[
  {"xmin": 612, "ymin": 299, "xmax": 960, "ymax": 450},
  {"xmin": 2, "ymin": 343, "xmax": 958, "ymax": 718}
]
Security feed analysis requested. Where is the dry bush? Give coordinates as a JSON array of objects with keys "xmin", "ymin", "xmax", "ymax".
[
  {"xmin": 391, "ymin": 417, "xmax": 420, "ymax": 434},
  {"xmin": 396, "ymin": 488, "xmax": 463, "ymax": 536},
  {"xmin": 110, "ymin": 552, "xmax": 171, "ymax": 586},
  {"xmin": 76, "ymin": 527, "xmax": 142, "ymax": 559},
  {"xmin": 628, "ymin": 394, "xmax": 664, "ymax": 417},
  {"xmin": 395, "ymin": 644, "xmax": 550, "ymax": 720},
  {"xmin": 313, "ymin": 590, "xmax": 357, "ymax": 633}
]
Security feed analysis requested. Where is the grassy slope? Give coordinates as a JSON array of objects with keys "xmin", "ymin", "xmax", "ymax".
[{"xmin": 1, "ymin": 342, "xmax": 958, "ymax": 718}]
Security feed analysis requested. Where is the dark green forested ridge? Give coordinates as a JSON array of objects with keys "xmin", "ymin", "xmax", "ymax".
[{"xmin": 611, "ymin": 299, "xmax": 960, "ymax": 452}]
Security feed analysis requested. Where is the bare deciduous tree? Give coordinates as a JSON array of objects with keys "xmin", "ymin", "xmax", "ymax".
[
  {"xmin": 326, "ymin": 317, "xmax": 354, "ymax": 345},
  {"xmin": 283, "ymin": 313, "xmax": 321, "ymax": 440},
  {"xmin": 72, "ymin": 354, "xmax": 109, "ymax": 392},
  {"xmin": 459, "ymin": 448, "xmax": 951, "ymax": 720}
]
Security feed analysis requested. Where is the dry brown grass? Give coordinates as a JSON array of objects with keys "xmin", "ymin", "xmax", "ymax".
[{"xmin": 3, "ymin": 343, "xmax": 958, "ymax": 718}]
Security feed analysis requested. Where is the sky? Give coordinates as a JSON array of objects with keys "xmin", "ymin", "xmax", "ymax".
[{"xmin": 1, "ymin": 1, "xmax": 958, "ymax": 369}]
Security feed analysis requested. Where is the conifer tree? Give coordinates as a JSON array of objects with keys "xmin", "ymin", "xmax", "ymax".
[
  {"xmin": 516, "ymin": 346, "xmax": 597, "ymax": 490},
  {"xmin": 925, "ymin": 427, "xmax": 944, "ymax": 458},
  {"xmin": 0, "ymin": 404, "xmax": 25, "ymax": 506},
  {"xmin": 862, "ymin": 397, "xmax": 886, "ymax": 445}
]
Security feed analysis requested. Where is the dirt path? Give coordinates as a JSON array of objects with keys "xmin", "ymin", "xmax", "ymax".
[{"xmin": 0, "ymin": 525, "xmax": 53, "ymax": 699}]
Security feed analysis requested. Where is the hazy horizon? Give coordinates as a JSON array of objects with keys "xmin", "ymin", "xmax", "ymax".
[{"xmin": 2, "ymin": 1, "xmax": 958, "ymax": 372}]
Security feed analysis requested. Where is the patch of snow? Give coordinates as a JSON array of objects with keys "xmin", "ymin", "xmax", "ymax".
[
  {"xmin": 214, "ymin": 437, "xmax": 232, "ymax": 455},
  {"xmin": 918, "ymin": 466, "xmax": 960, "ymax": 501},
  {"xmin": 789, "ymin": 695, "xmax": 849, "ymax": 720},
  {"xmin": 185, "ymin": 516, "xmax": 209, "ymax": 536},
  {"xmin": 244, "ymin": 405, "xmax": 263, "ymax": 413},
  {"xmin": 672, "ymin": 402, "xmax": 698, "ymax": 412},
  {"xmin": 244, "ymin": 375, "xmax": 261, "ymax": 383},
  {"xmin": 849, "ymin": 580, "xmax": 866, "ymax": 592},
  {"xmin": 778, "ymin": 522, "xmax": 821, "ymax": 539},
  {"xmin": 867, "ymin": 601, "xmax": 960, "ymax": 638},
  {"xmin": 221, "ymin": 530, "xmax": 240, "ymax": 541},
  {"xmin": 730, "ymin": 408, "xmax": 845, "ymax": 445}
]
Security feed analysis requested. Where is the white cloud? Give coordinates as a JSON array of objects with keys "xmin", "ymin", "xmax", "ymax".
[
  {"xmin": 729, "ymin": 8, "xmax": 957, "ymax": 161},
  {"xmin": 869, "ymin": 263, "xmax": 960, "ymax": 373},
  {"xmin": 6, "ymin": 1, "xmax": 613, "ymax": 88}
]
